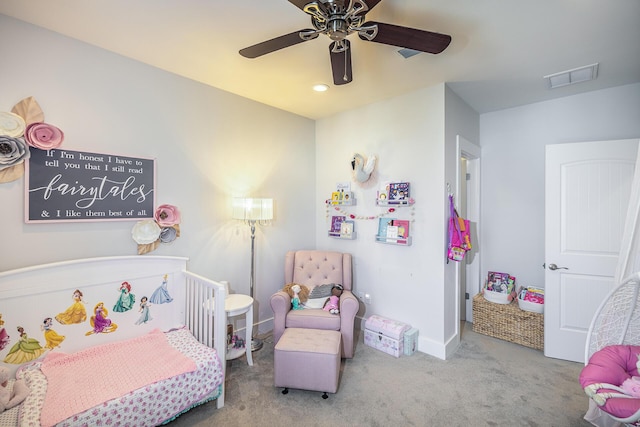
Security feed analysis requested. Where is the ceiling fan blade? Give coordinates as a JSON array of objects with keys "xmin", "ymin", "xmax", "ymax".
[
  {"xmin": 359, "ymin": 21, "xmax": 451, "ymax": 54},
  {"xmin": 288, "ymin": 0, "xmax": 311, "ymax": 11},
  {"xmin": 330, "ymin": 40, "xmax": 353, "ymax": 85},
  {"xmin": 360, "ymin": 0, "xmax": 382, "ymax": 14},
  {"xmin": 239, "ymin": 30, "xmax": 317, "ymax": 58}
]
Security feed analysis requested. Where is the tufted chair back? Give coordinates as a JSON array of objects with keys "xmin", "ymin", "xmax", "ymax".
[
  {"xmin": 271, "ymin": 250, "xmax": 359, "ymax": 358},
  {"xmin": 285, "ymin": 250, "xmax": 352, "ymax": 292}
]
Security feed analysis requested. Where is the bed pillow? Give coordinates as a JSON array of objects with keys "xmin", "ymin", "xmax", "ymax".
[{"xmin": 16, "ymin": 363, "xmax": 47, "ymax": 427}]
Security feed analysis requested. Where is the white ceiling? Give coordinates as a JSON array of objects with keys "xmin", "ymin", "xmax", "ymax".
[{"xmin": 1, "ymin": 0, "xmax": 639, "ymax": 120}]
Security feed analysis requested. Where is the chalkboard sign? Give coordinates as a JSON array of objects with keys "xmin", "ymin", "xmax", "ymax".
[{"xmin": 25, "ymin": 148, "xmax": 155, "ymax": 223}]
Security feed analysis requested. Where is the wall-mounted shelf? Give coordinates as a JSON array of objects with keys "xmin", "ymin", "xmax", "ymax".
[
  {"xmin": 376, "ymin": 199, "xmax": 414, "ymax": 207},
  {"xmin": 374, "ymin": 235, "xmax": 412, "ymax": 246},
  {"xmin": 329, "ymin": 231, "xmax": 357, "ymax": 240},
  {"xmin": 327, "ymin": 198, "xmax": 356, "ymax": 206}
]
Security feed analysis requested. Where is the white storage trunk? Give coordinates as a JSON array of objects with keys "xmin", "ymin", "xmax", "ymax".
[{"xmin": 364, "ymin": 314, "xmax": 410, "ymax": 357}]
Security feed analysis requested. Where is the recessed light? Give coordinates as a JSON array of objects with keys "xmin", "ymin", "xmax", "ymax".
[
  {"xmin": 313, "ymin": 84, "xmax": 329, "ymax": 92},
  {"xmin": 544, "ymin": 63, "xmax": 599, "ymax": 89}
]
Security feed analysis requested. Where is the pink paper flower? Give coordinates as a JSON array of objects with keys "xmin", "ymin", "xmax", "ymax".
[
  {"xmin": 154, "ymin": 204, "xmax": 181, "ymax": 227},
  {"xmin": 24, "ymin": 122, "xmax": 64, "ymax": 150}
]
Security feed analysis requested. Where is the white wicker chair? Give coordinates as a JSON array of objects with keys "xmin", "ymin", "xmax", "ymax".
[{"xmin": 583, "ymin": 273, "xmax": 640, "ymax": 426}]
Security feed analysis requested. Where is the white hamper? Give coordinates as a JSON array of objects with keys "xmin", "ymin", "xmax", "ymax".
[{"xmin": 364, "ymin": 315, "xmax": 410, "ymax": 357}]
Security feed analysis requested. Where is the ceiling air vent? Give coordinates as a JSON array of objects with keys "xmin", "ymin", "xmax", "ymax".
[{"xmin": 544, "ymin": 63, "xmax": 599, "ymax": 89}]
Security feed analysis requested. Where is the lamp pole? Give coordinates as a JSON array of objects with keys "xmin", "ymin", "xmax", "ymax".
[{"xmin": 249, "ymin": 219, "xmax": 263, "ymax": 351}]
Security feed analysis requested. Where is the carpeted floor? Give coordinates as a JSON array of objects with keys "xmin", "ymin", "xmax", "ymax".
[{"xmin": 168, "ymin": 322, "xmax": 592, "ymax": 427}]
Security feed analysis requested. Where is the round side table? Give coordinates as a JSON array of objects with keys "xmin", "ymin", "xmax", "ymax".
[{"xmin": 209, "ymin": 294, "xmax": 254, "ymax": 366}]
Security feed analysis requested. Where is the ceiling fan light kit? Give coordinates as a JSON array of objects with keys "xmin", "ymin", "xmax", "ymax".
[{"xmin": 239, "ymin": 0, "xmax": 452, "ymax": 86}]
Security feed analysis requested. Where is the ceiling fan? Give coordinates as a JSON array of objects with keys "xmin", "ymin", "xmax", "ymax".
[{"xmin": 239, "ymin": 0, "xmax": 452, "ymax": 85}]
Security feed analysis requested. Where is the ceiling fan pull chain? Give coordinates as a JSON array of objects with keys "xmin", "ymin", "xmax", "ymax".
[{"xmin": 344, "ymin": 48, "xmax": 348, "ymax": 82}]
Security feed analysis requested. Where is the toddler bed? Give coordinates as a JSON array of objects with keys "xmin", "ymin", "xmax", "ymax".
[{"xmin": 0, "ymin": 256, "xmax": 228, "ymax": 426}]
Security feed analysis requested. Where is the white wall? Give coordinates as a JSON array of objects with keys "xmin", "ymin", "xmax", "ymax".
[
  {"xmin": 480, "ymin": 83, "xmax": 640, "ymax": 289},
  {"xmin": 0, "ymin": 15, "xmax": 317, "ymax": 334},
  {"xmin": 316, "ymin": 85, "xmax": 476, "ymax": 358}
]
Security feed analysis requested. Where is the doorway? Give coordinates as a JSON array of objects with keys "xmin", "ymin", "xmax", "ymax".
[{"xmin": 456, "ymin": 135, "xmax": 481, "ymax": 324}]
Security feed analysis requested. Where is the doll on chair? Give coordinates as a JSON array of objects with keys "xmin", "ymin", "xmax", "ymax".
[
  {"xmin": 323, "ymin": 284, "xmax": 344, "ymax": 315},
  {"xmin": 282, "ymin": 283, "xmax": 309, "ymax": 310}
]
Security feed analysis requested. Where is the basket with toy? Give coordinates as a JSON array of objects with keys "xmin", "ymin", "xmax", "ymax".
[
  {"xmin": 482, "ymin": 271, "xmax": 517, "ymax": 304},
  {"xmin": 517, "ymin": 286, "xmax": 544, "ymax": 313}
]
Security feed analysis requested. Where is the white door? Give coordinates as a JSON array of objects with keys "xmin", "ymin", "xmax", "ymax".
[{"xmin": 544, "ymin": 139, "xmax": 638, "ymax": 362}]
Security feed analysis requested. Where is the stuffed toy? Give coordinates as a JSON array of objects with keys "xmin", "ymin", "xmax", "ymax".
[
  {"xmin": 0, "ymin": 366, "xmax": 30, "ymax": 412},
  {"xmin": 282, "ymin": 283, "xmax": 309, "ymax": 310},
  {"xmin": 323, "ymin": 284, "xmax": 344, "ymax": 315},
  {"xmin": 621, "ymin": 376, "xmax": 640, "ymax": 397}
]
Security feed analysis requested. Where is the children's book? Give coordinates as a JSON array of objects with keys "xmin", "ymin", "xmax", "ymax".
[
  {"xmin": 377, "ymin": 218, "xmax": 393, "ymax": 240},
  {"xmin": 391, "ymin": 219, "xmax": 410, "ymax": 244},
  {"xmin": 388, "ymin": 182, "xmax": 410, "ymax": 202},
  {"xmin": 330, "ymin": 216, "xmax": 346, "ymax": 235},
  {"xmin": 336, "ymin": 181, "xmax": 351, "ymax": 193},
  {"xmin": 331, "ymin": 192, "xmax": 341, "ymax": 204},
  {"xmin": 377, "ymin": 182, "xmax": 391, "ymax": 202},
  {"xmin": 340, "ymin": 221, "xmax": 354, "ymax": 238},
  {"xmin": 486, "ymin": 271, "xmax": 516, "ymax": 293}
]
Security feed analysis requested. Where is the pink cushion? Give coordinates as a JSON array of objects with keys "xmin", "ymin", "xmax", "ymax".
[{"xmin": 580, "ymin": 345, "xmax": 640, "ymax": 419}]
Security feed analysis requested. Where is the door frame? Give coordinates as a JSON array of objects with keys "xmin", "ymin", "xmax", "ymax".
[{"xmin": 456, "ymin": 135, "xmax": 481, "ymax": 328}]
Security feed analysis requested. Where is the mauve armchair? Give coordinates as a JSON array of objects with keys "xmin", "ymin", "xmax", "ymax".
[{"xmin": 270, "ymin": 250, "xmax": 359, "ymax": 358}]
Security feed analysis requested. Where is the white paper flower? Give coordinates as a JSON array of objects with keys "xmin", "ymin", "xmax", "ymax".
[
  {"xmin": 132, "ymin": 219, "xmax": 161, "ymax": 244},
  {"xmin": 0, "ymin": 112, "xmax": 26, "ymax": 138}
]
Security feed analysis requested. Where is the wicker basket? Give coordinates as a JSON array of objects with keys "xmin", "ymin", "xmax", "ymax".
[{"xmin": 472, "ymin": 293, "xmax": 544, "ymax": 351}]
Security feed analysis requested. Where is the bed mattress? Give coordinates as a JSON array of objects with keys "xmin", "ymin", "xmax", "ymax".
[{"xmin": 7, "ymin": 328, "xmax": 222, "ymax": 427}]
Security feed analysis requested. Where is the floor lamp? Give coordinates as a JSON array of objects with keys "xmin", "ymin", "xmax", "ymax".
[{"xmin": 232, "ymin": 197, "xmax": 273, "ymax": 352}]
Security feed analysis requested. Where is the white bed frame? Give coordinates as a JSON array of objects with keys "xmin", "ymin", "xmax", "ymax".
[{"xmin": 0, "ymin": 255, "xmax": 227, "ymax": 409}]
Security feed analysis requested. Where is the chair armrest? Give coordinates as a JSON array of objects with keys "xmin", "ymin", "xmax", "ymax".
[
  {"xmin": 339, "ymin": 290, "xmax": 359, "ymax": 358},
  {"xmin": 270, "ymin": 290, "xmax": 291, "ymax": 345}
]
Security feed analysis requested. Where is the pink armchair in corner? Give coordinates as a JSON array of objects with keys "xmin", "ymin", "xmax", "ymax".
[{"xmin": 270, "ymin": 250, "xmax": 359, "ymax": 358}]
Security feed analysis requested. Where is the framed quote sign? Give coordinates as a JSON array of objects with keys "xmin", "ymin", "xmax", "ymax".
[{"xmin": 25, "ymin": 147, "xmax": 155, "ymax": 223}]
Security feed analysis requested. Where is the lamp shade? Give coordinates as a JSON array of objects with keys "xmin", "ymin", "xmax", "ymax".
[{"xmin": 232, "ymin": 198, "xmax": 273, "ymax": 221}]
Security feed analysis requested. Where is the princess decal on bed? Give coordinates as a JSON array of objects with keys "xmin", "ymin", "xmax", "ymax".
[
  {"xmin": 150, "ymin": 274, "xmax": 173, "ymax": 304},
  {"xmin": 0, "ymin": 314, "xmax": 10, "ymax": 351},
  {"xmin": 41, "ymin": 317, "xmax": 65, "ymax": 349},
  {"xmin": 135, "ymin": 297, "xmax": 153, "ymax": 325},
  {"xmin": 55, "ymin": 289, "xmax": 87, "ymax": 325},
  {"xmin": 113, "ymin": 281, "xmax": 136, "ymax": 312},
  {"xmin": 3, "ymin": 326, "xmax": 46, "ymax": 364},
  {"xmin": 86, "ymin": 302, "xmax": 118, "ymax": 335}
]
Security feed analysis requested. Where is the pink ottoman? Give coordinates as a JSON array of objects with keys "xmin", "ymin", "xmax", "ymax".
[{"xmin": 274, "ymin": 328, "xmax": 342, "ymax": 398}]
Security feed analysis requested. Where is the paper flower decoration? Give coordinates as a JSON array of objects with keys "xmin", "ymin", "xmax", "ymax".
[
  {"xmin": 154, "ymin": 204, "xmax": 181, "ymax": 227},
  {"xmin": 0, "ymin": 136, "xmax": 30, "ymax": 171},
  {"xmin": 160, "ymin": 226, "xmax": 178, "ymax": 243},
  {"xmin": 24, "ymin": 122, "xmax": 64, "ymax": 150},
  {"xmin": 0, "ymin": 97, "xmax": 65, "ymax": 184},
  {"xmin": 133, "ymin": 204, "xmax": 182, "ymax": 254},
  {"xmin": 0, "ymin": 112, "xmax": 26, "ymax": 138},
  {"xmin": 131, "ymin": 219, "xmax": 161, "ymax": 245}
]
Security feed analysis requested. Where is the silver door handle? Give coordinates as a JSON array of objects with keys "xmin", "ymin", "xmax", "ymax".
[{"xmin": 548, "ymin": 263, "xmax": 569, "ymax": 271}]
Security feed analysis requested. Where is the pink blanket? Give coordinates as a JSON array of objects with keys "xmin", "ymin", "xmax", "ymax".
[{"xmin": 40, "ymin": 329, "xmax": 196, "ymax": 427}]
